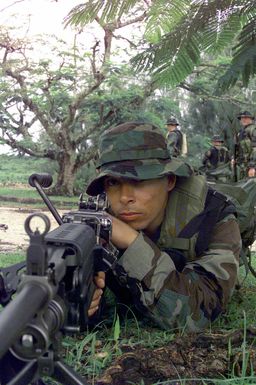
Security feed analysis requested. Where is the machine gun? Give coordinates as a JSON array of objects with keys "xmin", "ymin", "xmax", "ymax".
[{"xmin": 0, "ymin": 173, "xmax": 118, "ymax": 385}]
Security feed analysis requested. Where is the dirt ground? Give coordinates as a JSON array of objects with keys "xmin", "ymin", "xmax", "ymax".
[
  {"xmin": 0, "ymin": 206, "xmax": 64, "ymax": 253},
  {"xmin": 94, "ymin": 329, "xmax": 256, "ymax": 385}
]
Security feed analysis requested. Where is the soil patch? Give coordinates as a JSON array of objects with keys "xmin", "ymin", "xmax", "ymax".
[
  {"xmin": 95, "ymin": 329, "xmax": 256, "ymax": 385},
  {"xmin": 0, "ymin": 207, "xmax": 64, "ymax": 253}
]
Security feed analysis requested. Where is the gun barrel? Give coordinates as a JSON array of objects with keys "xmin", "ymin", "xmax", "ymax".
[{"xmin": 0, "ymin": 282, "xmax": 49, "ymax": 359}]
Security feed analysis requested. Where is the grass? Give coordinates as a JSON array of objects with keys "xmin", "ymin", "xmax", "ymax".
[
  {"xmin": 1, "ymin": 251, "xmax": 256, "ymax": 385},
  {"xmin": 0, "ymin": 154, "xmax": 54, "ymax": 185},
  {"xmin": 0, "ymin": 154, "xmax": 79, "ymax": 208},
  {"xmin": 0, "ymin": 187, "xmax": 76, "ymax": 202},
  {"xmin": 0, "ymin": 186, "xmax": 78, "ymax": 209},
  {"xmin": 0, "ymin": 158, "xmax": 256, "ymax": 384}
]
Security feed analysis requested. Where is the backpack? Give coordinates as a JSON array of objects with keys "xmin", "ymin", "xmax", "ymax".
[
  {"xmin": 180, "ymin": 178, "xmax": 256, "ymax": 278},
  {"xmin": 166, "ymin": 130, "xmax": 187, "ymax": 157},
  {"xmin": 180, "ymin": 132, "xmax": 188, "ymax": 157},
  {"xmin": 208, "ymin": 179, "xmax": 256, "ymax": 277}
]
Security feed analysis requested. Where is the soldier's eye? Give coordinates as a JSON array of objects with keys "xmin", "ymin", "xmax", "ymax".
[{"xmin": 104, "ymin": 177, "xmax": 120, "ymax": 188}]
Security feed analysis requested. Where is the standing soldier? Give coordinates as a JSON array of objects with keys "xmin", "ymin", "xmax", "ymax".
[
  {"xmin": 235, "ymin": 111, "xmax": 256, "ymax": 179},
  {"xmin": 166, "ymin": 117, "xmax": 186, "ymax": 158}
]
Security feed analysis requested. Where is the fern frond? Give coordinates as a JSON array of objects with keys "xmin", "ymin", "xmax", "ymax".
[
  {"xmin": 144, "ymin": 0, "xmax": 191, "ymax": 43},
  {"xmin": 133, "ymin": 0, "xmax": 256, "ymax": 87},
  {"xmin": 216, "ymin": 16, "xmax": 256, "ymax": 91},
  {"xmin": 64, "ymin": 0, "xmax": 140, "ymax": 27}
]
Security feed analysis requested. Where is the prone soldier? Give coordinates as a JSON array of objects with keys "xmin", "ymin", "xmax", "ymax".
[{"xmin": 87, "ymin": 122, "xmax": 241, "ymax": 331}]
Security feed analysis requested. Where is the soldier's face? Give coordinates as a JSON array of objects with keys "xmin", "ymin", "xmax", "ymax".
[
  {"xmin": 240, "ymin": 117, "xmax": 253, "ymax": 126},
  {"xmin": 213, "ymin": 140, "xmax": 222, "ymax": 147},
  {"xmin": 104, "ymin": 175, "xmax": 176, "ymax": 235},
  {"xmin": 248, "ymin": 168, "xmax": 256, "ymax": 177},
  {"xmin": 167, "ymin": 124, "xmax": 177, "ymax": 132}
]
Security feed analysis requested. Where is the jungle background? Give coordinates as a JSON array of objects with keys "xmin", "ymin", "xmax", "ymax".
[{"xmin": 0, "ymin": 1, "xmax": 256, "ymax": 384}]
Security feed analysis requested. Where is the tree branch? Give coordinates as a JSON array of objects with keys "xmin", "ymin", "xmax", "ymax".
[{"xmin": 178, "ymin": 81, "xmax": 253, "ymax": 107}]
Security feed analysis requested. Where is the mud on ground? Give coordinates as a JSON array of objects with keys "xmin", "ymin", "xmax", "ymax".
[
  {"xmin": 94, "ymin": 329, "xmax": 256, "ymax": 385},
  {"xmin": 0, "ymin": 206, "xmax": 62, "ymax": 253}
]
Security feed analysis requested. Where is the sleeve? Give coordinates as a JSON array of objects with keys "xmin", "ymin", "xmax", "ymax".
[
  {"xmin": 167, "ymin": 132, "xmax": 179, "ymax": 155},
  {"xmin": 112, "ymin": 215, "xmax": 241, "ymax": 331},
  {"xmin": 202, "ymin": 150, "xmax": 211, "ymax": 166},
  {"xmin": 250, "ymin": 126, "xmax": 256, "ymax": 162}
]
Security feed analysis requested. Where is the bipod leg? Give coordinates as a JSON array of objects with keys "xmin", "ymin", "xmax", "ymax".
[
  {"xmin": 6, "ymin": 359, "xmax": 37, "ymax": 385},
  {"xmin": 53, "ymin": 359, "xmax": 90, "ymax": 385}
]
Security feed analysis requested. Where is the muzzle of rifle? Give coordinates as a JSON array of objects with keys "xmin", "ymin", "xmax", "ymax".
[{"xmin": 0, "ymin": 282, "xmax": 50, "ymax": 359}]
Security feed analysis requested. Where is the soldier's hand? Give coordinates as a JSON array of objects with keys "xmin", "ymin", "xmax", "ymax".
[
  {"xmin": 110, "ymin": 215, "xmax": 139, "ymax": 249},
  {"xmin": 248, "ymin": 167, "xmax": 256, "ymax": 178},
  {"xmin": 88, "ymin": 271, "xmax": 105, "ymax": 317}
]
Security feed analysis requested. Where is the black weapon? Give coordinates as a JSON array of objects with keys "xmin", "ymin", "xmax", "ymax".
[{"xmin": 0, "ymin": 173, "xmax": 118, "ymax": 385}]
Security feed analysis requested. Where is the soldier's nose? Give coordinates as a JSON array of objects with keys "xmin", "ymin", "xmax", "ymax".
[{"xmin": 119, "ymin": 182, "xmax": 135, "ymax": 203}]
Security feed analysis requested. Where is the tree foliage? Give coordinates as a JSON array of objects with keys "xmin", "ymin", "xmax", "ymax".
[
  {"xmin": 66, "ymin": 0, "xmax": 256, "ymax": 91},
  {"xmin": 0, "ymin": 21, "xmax": 158, "ymax": 195}
]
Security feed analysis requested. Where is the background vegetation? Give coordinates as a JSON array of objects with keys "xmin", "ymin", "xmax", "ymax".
[{"xmin": 0, "ymin": 1, "xmax": 256, "ymax": 384}]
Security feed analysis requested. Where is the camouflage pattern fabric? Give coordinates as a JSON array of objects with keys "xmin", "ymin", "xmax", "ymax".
[
  {"xmin": 87, "ymin": 122, "xmax": 241, "ymax": 331},
  {"xmin": 86, "ymin": 122, "xmax": 193, "ymax": 196},
  {"xmin": 237, "ymin": 124, "xmax": 256, "ymax": 178},
  {"xmin": 109, "ymin": 205, "xmax": 240, "ymax": 331},
  {"xmin": 202, "ymin": 145, "xmax": 230, "ymax": 169},
  {"xmin": 202, "ymin": 145, "xmax": 232, "ymax": 182},
  {"xmin": 166, "ymin": 129, "xmax": 183, "ymax": 157}
]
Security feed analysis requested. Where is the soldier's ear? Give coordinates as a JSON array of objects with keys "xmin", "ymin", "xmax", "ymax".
[{"xmin": 167, "ymin": 175, "xmax": 176, "ymax": 192}]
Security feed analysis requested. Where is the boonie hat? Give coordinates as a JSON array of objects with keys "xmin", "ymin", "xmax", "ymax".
[
  {"xmin": 237, "ymin": 111, "xmax": 254, "ymax": 120},
  {"xmin": 212, "ymin": 134, "xmax": 224, "ymax": 142},
  {"xmin": 166, "ymin": 117, "xmax": 179, "ymax": 126},
  {"xmin": 86, "ymin": 122, "xmax": 193, "ymax": 196}
]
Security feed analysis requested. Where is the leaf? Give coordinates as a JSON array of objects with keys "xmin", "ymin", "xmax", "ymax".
[
  {"xmin": 216, "ymin": 16, "xmax": 256, "ymax": 91},
  {"xmin": 64, "ymin": 0, "xmax": 140, "ymax": 27},
  {"xmin": 113, "ymin": 314, "xmax": 121, "ymax": 342}
]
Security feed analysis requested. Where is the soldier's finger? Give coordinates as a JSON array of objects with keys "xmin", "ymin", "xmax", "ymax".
[
  {"xmin": 88, "ymin": 306, "xmax": 99, "ymax": 317},
  {"xmin": 94, "ymin": 271, "xmax": 105, "ymax": 289}
]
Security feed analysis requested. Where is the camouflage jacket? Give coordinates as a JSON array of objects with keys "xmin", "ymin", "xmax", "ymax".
[
  {"xmin": 237, "ymin": 124, "xmax": 256, "ymax": 164},
  {"xmin": 202, "ymin": 146, "xmax": 230, "ymax": 169},
  {"xmin": 107, "ymin": 177, "xmax": 241, "ymax": 332},
  {"xmin": 166, "ymin": 129, "xmax": 183, "ymax": 157}
]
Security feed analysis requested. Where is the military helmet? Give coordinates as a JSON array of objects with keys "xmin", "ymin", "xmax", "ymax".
[
  {"xmin": 166, "ymin": 117, "xmax": 179, "ymax": 126},
  {"xmin": 237, "ymin": 111, "xmax": 255, "ymax": 120},
  {"xmin": 212, "ymin": 134, "xmax": 224, "ymax": 142},
  {"xmin": 86, "ymin": 121, "xmax": 193, "ymax": 196}
]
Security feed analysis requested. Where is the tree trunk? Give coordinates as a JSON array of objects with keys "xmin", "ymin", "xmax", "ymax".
[{"xmin": 52, "ymin": 152, "xmax": 77, "ymax": 196}]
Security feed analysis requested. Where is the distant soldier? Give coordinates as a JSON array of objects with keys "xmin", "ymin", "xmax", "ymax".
[
  {"xmin": 235, "ymin": 111, "xmax": 256, "ymax": 179},
  {"xmin": 202, "ymin": 135, "xmax": 231, "ymax": 182},
  {"xmin": 203, "ymin": 135, "xmax": 230, "ymax": 169},
  {"xmin": 166, "ymin": 117, "xmax": 187, "ymax": 158}
]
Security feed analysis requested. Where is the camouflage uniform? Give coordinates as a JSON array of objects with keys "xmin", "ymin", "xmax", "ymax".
[
  {"xmin": 202, "ymin": 135, "xmax": 231, "ymax": 182},
  {"xmin": 166, "ymin": 118, "xmax": 183, "ymax": 157},
  {"xmin": 87, "ymin": 122, "xmax": 241, "ymax": 331},
  {"xmin": 236, "ymin": 111, "xmax": 256, "ymax": 179}
]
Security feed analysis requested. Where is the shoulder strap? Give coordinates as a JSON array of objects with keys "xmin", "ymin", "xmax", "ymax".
[
  {"xmin": 245, "ymin": 124, "xmax": 256, "ymax": 139},
  {"xmin": 178, "ymin": 188, "xmax": 236, "ymax": 256}
]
